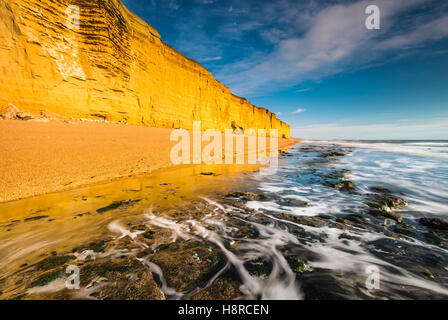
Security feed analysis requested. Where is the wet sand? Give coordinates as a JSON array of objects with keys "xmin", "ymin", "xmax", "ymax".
[
  {"xmin": 0, "ymin": 119, "xmax": 299, "ymax": 203},
  {"xmin": 0, "ymin": 143, "xmax": 447, "ymax": 300},
  {"xmin": 0, "ymin": 162, "xmax": 263, "ymax": 300}
]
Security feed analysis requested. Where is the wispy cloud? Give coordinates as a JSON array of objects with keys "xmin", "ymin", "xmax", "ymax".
[
  {"xmin": 293, "ymin": 108, "xmax": 306, "ymax": 114},
  {"xmin": 219, "ymin": 21, "xmax": 263, "ymax": 40},
  {"xmin": 130, "ymin": 0, "xmax": 448, "ymax": 100},
  {"xmin": 194, "ymin": 0, "xmax": 217, "ymax": 4},
  {"xmin": 199, "ymin": 56, "xmax": 223, "ymax": 62},
  {"xmin": 295, "ymin": 88, "xmax": 312, "ymax": 93},
  {"xmin": 169, "ymin": 0, "xmax": 180, "ymax": 10},
  {"xmin": 216, "ymin": 0, "xmax": 448, "ymax": 96}
]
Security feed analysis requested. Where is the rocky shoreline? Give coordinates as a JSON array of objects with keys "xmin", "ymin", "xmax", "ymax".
[{"xmin": 1, "ymin": 143, "xmax": 447, "ymax": 300}]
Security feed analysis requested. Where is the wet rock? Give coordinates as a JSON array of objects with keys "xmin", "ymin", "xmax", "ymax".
[
  {"xmin": 329, "ymin": 222, "xmax": 350, "ymax": 231},
  {"xmin": 299, "ymin": 146, "xmax": 326, "ymax": 153},
  {"xmin": 421, "ymin": 269, "xmax": 435, "ymax": 280},
  {"xmin": 131, "ymin": 224, "xmax": 147, "ymax": 232},
  {"xmin": 382, "ymin": 230, "xmax": 401, "ymax": 240},
  {"xmin": 226, "ymin": 191, "xmax": 256, "ymax": 201},
  {"xmin": 79, "ymin": 257, "xmax": 164, "ymax": 300},
  {"xmin": 190, "ymin": 278, "xmax": 241, "ymax": 300},
  {"xmin": 24, "ymin": 215, "xmax": 49, "ymax": 222},
  {"xmin": 277, "ymin": 213, "xmax": 326, "ymax": 228},
  {"xmin": 88, "ymin": 240, "xmax": 107, "ymax": 253},
  {"xmin": 317, "ymin": 214, "xmax": 336, "ymax": 220},
  {"xmin": 370, "ymin": 186, "xmax": 393, "ymax": 194},
  {"xmin": 368, "ymin": 238, "xmax": 448, "ymax": 287},
  {"xmin": 149, "ymin": 241, "xmax": 222, "ymax": 293},
  {"xmin": 81, "ymin": 261, "xmax": 131, "ymax": 281},
  {"xmin": 368, "ymin": 209, "xmax": 403, "ymax": 224},
  {"xmin": 142, "ymin": 230, "xmax": 155, "ymax": 239},
  {"xmin": 35, "ymin": 255, "xmax": 75, "ymax": 271},
  {"xmin": 323, "ymin": 169, "xmax": 352, "ymax": 180},
  {"xmin": 300, "ymin": 269, "xmax": 353, "ymax": 300},
  {"xmin": 244, "ymin": 258, "xmax": 273, "ymax": 277},
  {"xmin": 365, "ymin": 193, "xmax": 407, "ymax": 223},
  {"xmin": 424, "ymin": 253, "xmax": 446, "ymax": 267},
  {"xmin": 393, "ymin": 226, "xmax": 416, "ymax": 238},
  {"xmin": 367, "ymin": 195, "xmax": 407, "ymax": 211},
  {"xmin": 10, "ymin": 293, "xmax": 28, "ymax": 300},
  {"xmin": 31, "ymin": 208, "xmax": 50, "ymax": 215},
  {"xmin": 95, "ymin": 271, "xmax": 164, "ymax": 300},
  {"xmin": 319, "ymin": 151, "xmax": 346, "ymax": 158},
  {"xmin": 96, "ymin": 199, "xmax": 141, "ymax": 213},
  {"xmin": 419, "ymin": 218, "xmax": 448, "ymax": 231},
  {"xmin": 423, "ymin": 231, "xmax": 442, "ymax": 245},
  {"xmin": 225, "ymin": 192, "xmax": 269, "ymax": 201},
  {"xmin": 319, "ymin": 169, "xmax": 355, "ymax": 193},
  {"xmin": 276, "ymin": 199, "xmax": 309, "ymax": 207},
  {"xmin": 234, "ymin": 222, "xmax": 258, "ymax": 239},
  {"xmin": 324, "ymin": 180, "xmax": 356, "ymax": 192},
  {"xmin": 287, "ymin": 256, "xmax": 308, "ymax": 273},
  {"xmin": 338, "ymin": 214, "xmax": 367, "ymax": 225},
  {"xmin": 279, "ymin": 150, "xmax": 293, "ymax": 158},
  {"xmin": 28, "ymin": 270, "xmax": 63, "ymax": 288}
]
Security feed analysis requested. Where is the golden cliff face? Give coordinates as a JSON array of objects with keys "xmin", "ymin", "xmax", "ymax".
[{"xmin": 0, "ymin": 0, "xmax": 290, "ymax": 138}]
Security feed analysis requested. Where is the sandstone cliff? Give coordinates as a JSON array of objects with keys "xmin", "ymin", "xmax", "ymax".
[{"xmin": 0, "ymin": 0, "xmax": 290, "ymax": 138}]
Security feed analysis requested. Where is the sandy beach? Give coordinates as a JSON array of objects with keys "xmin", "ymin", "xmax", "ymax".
[{"xmin": 0, "ymin": 119, "xmax": 299, "ymax": 203}]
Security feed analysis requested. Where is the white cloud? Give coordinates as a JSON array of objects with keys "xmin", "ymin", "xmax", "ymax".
[
  {"xmin": 378, "ymin": 14, "xmax": 448, "ymax": 50},
  {"xmin": 217, "ymin": 0, "xmax": 447, "ymax": 96},
  {"xmin": 295, "ymin": 88, "xmax": 312, "ymax": 93},
  {"xmin": 293, "ymin": 108, "xmax": 306, "ymax": 114},
  {"xmin": 200, "ymin": 56, "xmax": 223, "ymax": 62}
]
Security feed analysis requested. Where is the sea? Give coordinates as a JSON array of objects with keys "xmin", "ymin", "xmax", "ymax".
[{"xmin": 1, "ymin": 140, "xmax": 447, "ymax": 300}]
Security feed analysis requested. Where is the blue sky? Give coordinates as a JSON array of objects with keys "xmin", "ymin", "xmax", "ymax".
[{"xmin": 122, "ymin": 0, "xmax": 448, "ymax": 139}]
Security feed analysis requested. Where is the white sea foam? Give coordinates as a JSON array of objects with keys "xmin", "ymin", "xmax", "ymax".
[
  {"xmin": 108, "ymin": 220, "xmax": 144, "ymax": 240},
  {"xmin": 315, "ymin": 140, "xmax": 448, "ymax": 159},
  {"xmin": 53, "ymin": 140, "xmax": 448, "ymax": 299}
]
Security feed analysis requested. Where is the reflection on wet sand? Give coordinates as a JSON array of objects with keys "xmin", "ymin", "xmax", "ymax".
[
  {"xmin": 0, "ymin": 163, "xmax": 260, "ymax": 299},
  {"xmin": 1, "ymin": 142, "xmax": 448, "ymax": 300}
]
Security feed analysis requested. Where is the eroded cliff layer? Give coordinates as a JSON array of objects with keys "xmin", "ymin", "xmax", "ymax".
[{"xmin": 0, "ymin": 0, "xmax": 290, "ymax": 138}]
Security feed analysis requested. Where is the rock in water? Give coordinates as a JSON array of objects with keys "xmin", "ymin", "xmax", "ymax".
[{"xmin": 419, "ymin": 218, "xmax": 448, "ymax": 231}]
